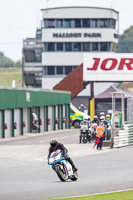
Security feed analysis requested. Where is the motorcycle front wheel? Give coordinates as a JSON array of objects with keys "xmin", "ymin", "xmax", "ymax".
[
  {"xmin": 55, "ymin": 165, "xmax": 67, "ymax": 182},
  {"xmin": 71, "ymin": 171, "xmax": 78, "ymax": 181}
]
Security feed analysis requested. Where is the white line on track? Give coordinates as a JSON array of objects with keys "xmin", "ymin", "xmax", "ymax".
[{"xmin": 52, "ymin": 188, "xmax": 133, "ymax": 199}]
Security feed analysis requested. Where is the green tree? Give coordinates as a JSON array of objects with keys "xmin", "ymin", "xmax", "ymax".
[
  {"xmin": 0, "ymin": 51, "xmax": 4, "ymax": 56},
  {"xmin": 15, "ymin": 60, "xmax": 22, "ymax": 68},
  {"xmin": 0, "ymin": 54, "xmax": 15, "ymax": 68},
  {"xmin": 117, "ymin": 26, "xmax": 133, "ymax": 53}
]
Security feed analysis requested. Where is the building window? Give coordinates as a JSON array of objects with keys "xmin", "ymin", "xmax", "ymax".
[
  {"xmin": 44, "ymin": 19, "xmax": 55, "ymax": 28},
  {"xmin": 64, "ymin": 19, "xmax": 72, "ymax": 28},
  {"xmin": 43, "ymin": 18, "xmax": 116, "ymax": 29},
  {"xmin": 99, "ymin": 19, "xmax": 110, "ymax": 28},
  {"xmin": 65, "ymin": 43, "xmax": 72, "ymax": 51},
  {"xmin": 47, "ymin": 66, "xmax": 55, "ymax": 75},
  {"xmin": 73, "ymin": 43, "xmax": 81, "ymax": 51},
  {"xmin": 100, "ymin": 42, "xmax": 108, "ymax": 51},
  {"xmin": 91, "ymin": 19, "xmax": 99, "ymax": 28},
  {"xmin": 35, "ymin": 49, "xmax": 42, "ymax": 62},
  {"xmin": 83, "ymin": 43, "xmax": 90, "ymax": 51},
  {"xmin": 92, "ymin": 42, "xmax": 99, "ymax": 51},
  {"xmin": 83, "ymin": 19, "xmax": 90, "ymax": 28},
  {"xmin": 47, "ymin": 43, "xmax": 55, "ymax": 51},
  {"xmin": 111, "ymin": 19, "xmax": 116, "ymax": 29},
  {"xmin": 57, "ymin": 43, "xmax": 63, "ymax": 51},
  {"xmin": 74, "ymin": 19, "xmax": 81, "ymax": 28},
  {"xmin": 41, "ymin": 20, "xmax": 45, "ymax": 28},
  {"xmin": 56, "ymin": 66, "xmax": 63, "ymax": 75},
  {"xmin": 56, "ymin": 19, "xmax": 63, "ymax": 28},
  {"xmin": 65, "ymin": 66, "xmax": 73, "ymax": 75}
]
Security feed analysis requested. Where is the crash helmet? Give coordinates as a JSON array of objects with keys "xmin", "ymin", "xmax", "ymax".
[
  {"xmin": 100, "ymin": 115, "xmax": 105, "ymax": 122},
  {"xmin": 93, "ymin": 115, "xmax": 98, "ymax": 120},
  {"xmin": 100, "ymin": 112, "xmax": 105, "ymax": 116},
  {"xmin": 50, "ymin": 139, "xmax": 58, "ymax": 148},
  {"xmin": 84, "ymin": 115, "xmax": 90, "ymax": 121},
  {"xmin": 106, "ymin": 114, "xmax": 110, "ymax": 120}
]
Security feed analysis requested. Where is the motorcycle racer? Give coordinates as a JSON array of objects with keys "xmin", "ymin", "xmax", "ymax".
[{"xmin": 48, "ymin": 139, "xmax": 78, "ymax": 171}]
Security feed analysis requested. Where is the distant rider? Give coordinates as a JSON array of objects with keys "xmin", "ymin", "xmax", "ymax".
[
  {"xmin": 48, "ymin": 139, "xmax": 78, "ymax": 171},
  {"xmin": 80, "ymin": 116, "xmax": 91, "ymax": 142},
  {"xmin": 105, "ymin": 114, "xmax": 111, "ymax": 140},
  {"xmin": 91, "ymin": 115, "xmax": 99, "ymax": 141},
  {"xmin": 92, "ymin": 115, "xmax": 99, "ymax": 125}
]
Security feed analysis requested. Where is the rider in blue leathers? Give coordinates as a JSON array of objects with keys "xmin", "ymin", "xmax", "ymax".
[{"xmin": 105, "ymin": 114, "xmax": 111, "ymax": 140}]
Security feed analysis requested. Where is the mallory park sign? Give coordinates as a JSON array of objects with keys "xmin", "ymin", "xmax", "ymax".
[
  {"xmin": 83, "ymin": 53, "xmax": 133, "ymax": 81},
  {"xmin": 53, "ymin": 33, "xmax": 101, "ymax": 38}
]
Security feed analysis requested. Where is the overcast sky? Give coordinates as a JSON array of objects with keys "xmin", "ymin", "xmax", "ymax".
[{"xmin": 0, "ymin": 0, "xmax": 132, "ymax": 61}]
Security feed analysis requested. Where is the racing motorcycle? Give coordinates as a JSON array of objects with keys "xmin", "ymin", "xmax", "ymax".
[
  {"xmin": 49, "ymin": 150, "xmax": 78, "ymax": 182},
  {"xmin": 79, "ymin": 126, "xmax": 88, "ymax": 143}
]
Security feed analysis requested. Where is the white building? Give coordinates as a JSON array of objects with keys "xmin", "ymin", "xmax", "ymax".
[{"xmin": 23, "ymin": 6, "xmax": 119, "ymax": 91}]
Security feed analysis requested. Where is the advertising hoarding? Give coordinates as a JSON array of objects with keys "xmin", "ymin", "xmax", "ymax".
[{"xmin": 83, "ymin": 53, "xmax": 133, "ymax": 81}]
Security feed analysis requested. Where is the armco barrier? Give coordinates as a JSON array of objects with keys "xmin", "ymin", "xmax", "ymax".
[{"xmin": 114, "ymin": 124, "xmax": 133, "ymax": 148}]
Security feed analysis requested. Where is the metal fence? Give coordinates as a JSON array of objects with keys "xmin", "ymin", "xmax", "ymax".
[{"xmin": 127, "ymin": 98, "xmax": 133, "ymax": 124}]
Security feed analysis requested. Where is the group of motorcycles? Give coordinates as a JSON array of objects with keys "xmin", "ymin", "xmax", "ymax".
[
  {"xmin": 79, "ymin": 119, "xmax": 111, "ymax": 144},
  {"xmin": 79, "ymin": 121, "xmax": 98, "ymax": 144}
]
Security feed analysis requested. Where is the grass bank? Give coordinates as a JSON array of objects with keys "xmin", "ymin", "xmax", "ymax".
[
  {"xmin": 47, "ymin": 190, "xmax": 133, "ymax": 200},
  {"xmin": 0, "ymin": 68, "xmax": 22, "ymax": 87}
]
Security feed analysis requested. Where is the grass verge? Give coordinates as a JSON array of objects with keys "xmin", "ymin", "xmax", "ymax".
[
  {"xmin": 46, "ymin": 190, "xmax": 133, "ymax": 200},
  {"xmin": 0, "ymin": 68, "xmax": 22, "ymax": 87}
]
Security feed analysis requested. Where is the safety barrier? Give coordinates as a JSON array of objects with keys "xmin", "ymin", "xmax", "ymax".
[{"xmin": 114, "ymin": 124, "xmax": 133, "ymax": 148}]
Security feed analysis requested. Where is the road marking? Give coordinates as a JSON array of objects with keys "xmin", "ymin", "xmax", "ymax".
[
  {"xmin": 40, "ymin": 134, "xmax": 78, "ymax": 143},
  {"xmin": 54, "ymin": 188, "xmax": 133, "ymax": 199}
]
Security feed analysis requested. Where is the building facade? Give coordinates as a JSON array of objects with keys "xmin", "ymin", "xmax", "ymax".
[{"xmin": 23, "ymin": 6, "xmax": 119, "ymax": 88}]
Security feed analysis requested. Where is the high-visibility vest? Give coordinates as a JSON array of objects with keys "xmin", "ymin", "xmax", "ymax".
[{"xmin": 96, "ymin": 126, "xmax": 105, "ymax": 138}]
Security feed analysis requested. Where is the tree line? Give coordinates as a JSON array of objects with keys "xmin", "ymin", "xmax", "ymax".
[{"xmin": 0, "ymin": 51, "xmax": 21, "ymax": 68}]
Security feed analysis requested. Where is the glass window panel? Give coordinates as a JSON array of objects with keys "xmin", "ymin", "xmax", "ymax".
[
  {"xmin": 47, "ymin": 43, "xmax": 55, "ymax": 51},
  {"xmin": 65, "ymin": 43, "xmax": 72, "ymax": 51},
  {"xmin": 57, "ymin": 66, "xmax": 63, "ymax": 75},
  {"xmin": 43, "ymin": 66, "xmax": 47, "ymax": 75},
  {"xmin": 47, "ymin": 66, "xmax": 55, "ymax": 75},
  {"xmin": 83, "ymin": 43, "xmax": 90, "ymax": 51},
  {"xmin": 99, "ymin": 19, "xmax": 109, "ymax": 28},
  {"xmin": 57, "ymin": 43, "xmax": 63, "ymax": 51},
  {"xmin": 73, "ymin": 43, "xmax": 81, "ymax": 51},
  {"xmin": 41, "ymin": 20, "xmax": 45, "ymax": 28},
  {"xmin": 83, "ymin": 19, "xmax": 90, "ymax": 28},
  {"xmin": 43, "ymin": 43, "xmax": 46, "ymax": 51},
  {"xmin": 91, "ymin": 19, "xmax": 99, "ymax": 28},
  {"xmin": 70, "ymin": 108, "xmax": 75, "ymax": 114},
  {"xmin": 74, "ymin": 19, "xmax": 81, "ymax": 28},
  {"xmin": 45, "ymin": 19, "xmax": 55, "ymax": 28},
  {"xmin": 92, "ymin": 42, "xmax": 99, "ymax": 51},
  {"xmin": 64, "ymin": 19, "xmax": 73, "ymax": 28},
  {"xmin": 100, "ymin": 42, "xmax": 108, "ymax": 51},
  {"xmin": 111, "ymin": 19, "xmax": 116, "ymax": 28},
  {"xmin": 65, "ymin": 66, "xmax": 73, "ymax": 75},
  {"xmin": 56, "ymin": 19, "xmax": 63, "ymax": 28}
]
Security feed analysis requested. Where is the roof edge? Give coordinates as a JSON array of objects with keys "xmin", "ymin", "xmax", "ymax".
[{"xmin": 41, "ymin": 6, "xmax": 119, "ymax": 14}]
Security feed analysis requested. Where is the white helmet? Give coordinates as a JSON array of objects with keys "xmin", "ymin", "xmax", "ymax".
[
  {"xmin": 84, "ymin": 115, "xmax": 90, "ymax": 120},
  {"xmin": 93, "ymin": 115, "xmax": 98, "ymax": 119},
  {"xmin": 100, "ymin": 112, "xmax": 105, "ymax": 116},
  {"xmin": 100, "ymin": 116, "xmax": 105, "ymax": 121}
]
